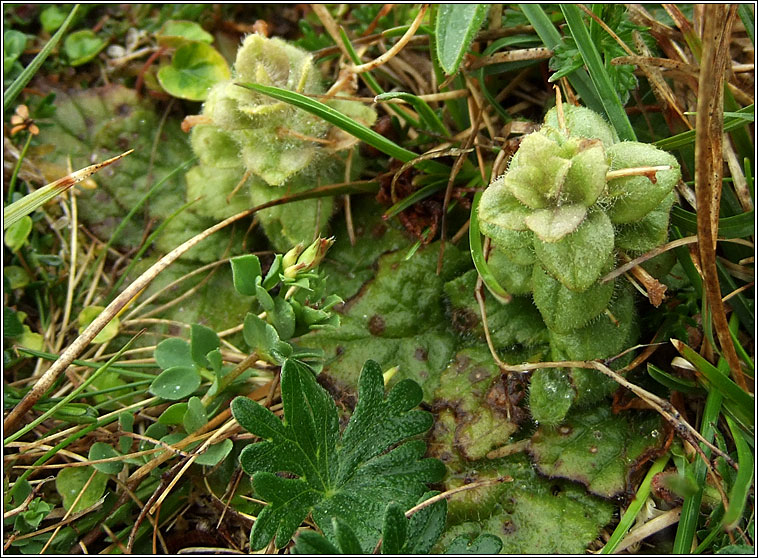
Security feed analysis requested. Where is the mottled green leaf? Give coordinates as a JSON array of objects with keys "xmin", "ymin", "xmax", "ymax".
[
  {"xmin": 307, "ymin": 243, "xmax": 471, "ymax": 400},
  {"xmin": 445, "ymin": 533, "xmax": 504, "ymax": 554},
  {"xmin": 529, "ymin": 406, "xmax": 665, "ymax": 498}
]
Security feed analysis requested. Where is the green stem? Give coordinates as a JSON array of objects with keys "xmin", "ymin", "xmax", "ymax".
[{"xmin": 7, "ymin": 131, "xmax": 34, "ymax": 203}]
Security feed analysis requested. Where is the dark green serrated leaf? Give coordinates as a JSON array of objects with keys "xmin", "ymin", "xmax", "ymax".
[
  {"xmin": 231, "ymin": 359, "xmax": 443, "ymax": 551},
  {"xmin": 381, "ymin": 502, "xmax": 407, "ymax": 554}
]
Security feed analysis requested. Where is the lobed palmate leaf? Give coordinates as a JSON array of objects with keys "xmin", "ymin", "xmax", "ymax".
[{"xmin": 231, "ymin": 359, "xmax": 444, "ymax": 551}]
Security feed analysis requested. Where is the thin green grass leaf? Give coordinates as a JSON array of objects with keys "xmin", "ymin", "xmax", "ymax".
[
  {"xmin": 646, "ymin": 363, "xmax": 702, "ymax": 394},
  {"xmin": 235, "ymin": 82, "xmax": 449, "ymax": 175},
  {"xmin": 671, "ymin": 339, "xmax": 754, "ymax": 430},
  {"xmin": 655, "ymin": 105, "xmax": 754, "ymax": 150},
  {"xmin": 560, "ymin": 5, "xmax": 635, "ymax": 141},
  {"xmin": 3, "ymin": 150, "xmax": 133, "ymax": 229},
  {"xmin": 338, "ymin": 27, "xmax": 420, "ymax": 128},
  {"xmin": 434, "ymin": 4, "xmax": 488, "ymax": 75},
  {"xmin": 5, "ymin": 332, "xmax": 143, "ymax": 445},
  {"xmin": 673, "ymin": 358, "xmax": 725, "ymax": 552},
  {"xmin": 600, "ymin": 453, "xmax": 670, "ymax": 553},
  {"xmin": 722, "ymin": 416, "xmax": 754, "ymax": 530},
  {"xmin": 669, "ymin": 206, "xmax": 755, "ymax": 238},
  {"xmin": 374, "ymin": 92, "xmax": 449, "ymax": 137},
  {"xmin": 519, "ymin": 4, "xmax": 604, "ymax": 115},
  {"xmin": 383, "ymin": 179, "xmax": 446, "ymax": 219},
  {"xmin": 470, "ymin": 192, "xmax": 511, "ymax": 304},
  {"xmin": 738, "ymin": 4, "xmax": 755, "ymax": 45},
  {"xmin": 4, "ymin": 5, "xmax": 79, "ymax": 111}
]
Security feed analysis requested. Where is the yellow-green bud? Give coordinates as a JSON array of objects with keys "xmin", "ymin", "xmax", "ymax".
[
  {"xmin": 282, "ymin": 243, "xmax": 304, "ymax": 269},
  {"xmin": 283, "ymin": 236, "xmax": 334, "ymax": 278}
]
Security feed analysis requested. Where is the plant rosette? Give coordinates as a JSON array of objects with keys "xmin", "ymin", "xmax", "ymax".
[{"xmin": 477, "ymin": 104, "xmax": 681, "ymax": 424}]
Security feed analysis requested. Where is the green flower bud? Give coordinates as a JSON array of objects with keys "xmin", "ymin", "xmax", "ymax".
[
  {"xmin": 281, "ymin": 243, "xmax": 304, "ymax": 269},
  {"xmin": 283, "ymin": 236, "xmax": 334, "ymax": 278},
  {"xmin": 543, "ymin": 104, "xmax": 619, "ymax": 146}
]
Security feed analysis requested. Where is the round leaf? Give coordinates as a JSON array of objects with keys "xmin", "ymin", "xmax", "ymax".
[
  {"xmin": 157, "ymin": 42, "xmax": 231, "ymax": 101},
  {"xmin": 154, "ymin": 337, "xmax": 194, "ymax": 370},
  {"xmin": 88, "ymin": 442, "xmax": 123, "ymax": 475},
  {"xmin": 55, "ymin": 466, "xmax": 108, "ymax": 513},
  {"xmin": 195, "ymin": 438, "xmax": 234, "ymax": 466},
  {"xmin": 64, "ymin": 30, "xmax": 107, "ymax": 66},
  {"xmin": 158, "ymin": 402, "xmax": 189, "ymax": 425},
  {"xmin": 149, "ymin": 366, "xmax": 201, "ymax": 400},
  {"xmin": 157, "ymin": 20, "xmax": 214, "ymax": 48},
  {"xmin": 4, "ymin": 215, "xmax": 32, "ymax": 252},
  {"xmin": 4, "ymin": 265, "xmax": 30, "ymax": 289}
]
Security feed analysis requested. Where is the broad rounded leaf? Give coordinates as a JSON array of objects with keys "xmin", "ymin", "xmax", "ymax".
[
  {"xmin": 149, "ymin": 366, "xmax": 201, "ymax": 400},
  {"xmin": 154, "ymin": 338, "xmax": 194, "ymax": 370},
  {"xmin": 530, "ymin": 406, "xmax": 665, "ymax": 498},
  {"xmin": 157, "ymin": 402, "xmax": 189, "ymax": 425},
  {"xmin": 88, "ymin": 442, "xmax": 122, "ymax": 475},
  {"xmin": 64, "ymin": 30, "xmax": 107, "ymax": 66},
  {"xmin": 4, "ymin": 215, "xmax": 32, "ymax": 252},
  {"xmin": 183, "ymin": 396, "xmax": 207, "ymax": 433},
  {"xmin": 190, "ymin": 323, "xmax": 220, "ymax": 368},
  {"xmin": 195, "ymin": 438, "xmax": 234, "ymax": 466},
  {"xmin": 55, "ymin": 466, "xmax": 108, "ymax": 513},
  {"xmin": 157, "ymin": 20, "xmax": 214, "ymax": 48},
  {"xmin": 157, "ymin": 42, "xmax": 231, "ymax": 101},
  {"xmin": 230, "ymin": 254, "xmax": 262, "ymax": 296}
]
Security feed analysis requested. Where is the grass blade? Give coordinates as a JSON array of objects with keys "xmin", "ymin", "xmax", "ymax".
[
  {"xmin": 671, "ymin": 339, "xmax": 754, "ymax": 430},
  {"xmin": 721, "ymin": 415, "xmax": 754, "ymax": 530},
  {"xmin": 655, "ymin": 105, "xmax": 754, "ymax": 150},
  {"xmin": 673, "ymin": 359, "xmax": 725, "ymax": 552},
  {"xmin": 519, "ymin": 4, "xmax": 604, "ymax": 115},
  {"xmin": 374, "ymin": 92, "xmax": 449, "ymax": 137},
  {"xmin": 669, "ymin": 206, "xmax": 755, "ymax": 238},
  {"xmin": 470, "ymin": 192, "xmax": 511, "ymax": 304},
  {"xmin": 5, "ymin": 331, "xmax": 143, "ymax": 445},
  {"xmin": 235, "ymin": 82, "xmax": 449, "ymax": 175},
  {"xmin": 337, "ymin": 27, "xmax": 421, "ymax": 128},
  {"xmin": 434, "ymin": 4, "xmax": 488, "ymax": 75},
  {"xmin": 600, "ymin": 453, "xmax": 670, "ymax": 553},
  {"xmin": 4, "ymin": 5, "xmax": 80, "ymax": 111},
  {"xmin": 560, "ymin": 5, "xmax": 636, "ymax": 141},
  {"xmin": 3, "ymin": 150, "xmax": 133, "ymax": 229}
]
